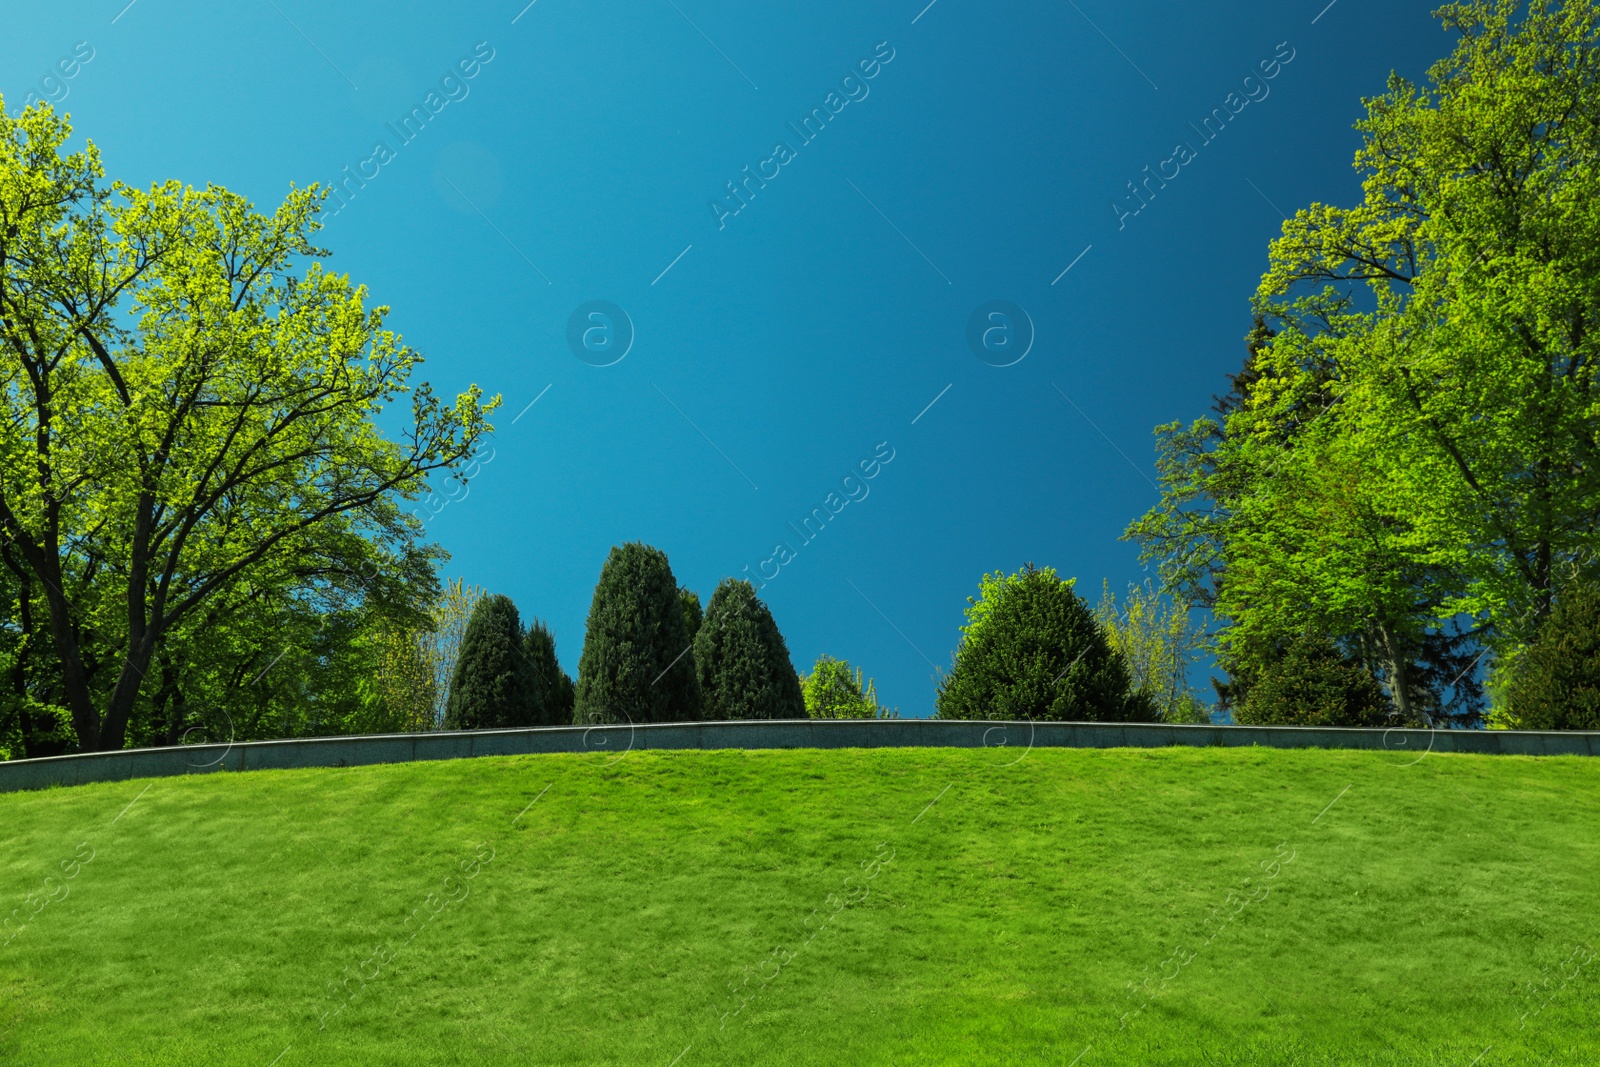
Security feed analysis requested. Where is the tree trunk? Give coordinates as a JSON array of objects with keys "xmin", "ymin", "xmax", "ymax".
[
  {"xmin": 34, "ymin": 565, "xmax": 103, "ymax": 751},
  {"xmin": 156, "ymin": 654, "xmax": 187, "ymax": 747},
  {"xmin": 96, "ymin": 494, "xmax": 161, "ymax": 752},
  {"xmin": 97, "ymin": 631, "xmax": 158, "ymax": 752},
  {"xmin": 1373, "ymin": 622, "xmax": 1422, "ymax": 726}
]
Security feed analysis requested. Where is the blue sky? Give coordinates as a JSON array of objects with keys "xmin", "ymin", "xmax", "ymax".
[{"xmin": 4, "ymin": 0, "xmax": 1448, "ymax": 715}]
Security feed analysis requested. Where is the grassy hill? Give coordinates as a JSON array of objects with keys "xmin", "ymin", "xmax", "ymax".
[{"xmin": 0, "ymin": 744, "xmax": 1596, "ymax": 1065}]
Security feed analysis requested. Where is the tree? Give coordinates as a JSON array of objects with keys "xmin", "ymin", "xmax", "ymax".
[
  {"xmin": 421, "ymin": 577, "xmax": 485, "ymax": 729},
  {"xmin": 573, "ymin": 543, "xmax": 701, "ymax": 724},
  {"xmin": 1124, "ymin": 0, "xmax": 1600, "ymax": 724},
  {"xmin": 935, "ymin": 565, "xmax": 1154, "ymax": 722},
  {"xmin": 1244, "ymin": 0, "xmax": 1600, "ymax": 668},
  {"xmin": 1124, "ymin": 317, "xmax": 1283, "ymax": 619},
  {"xmin": 59, "ymin": 526, "xmax": 442, "ymax": 749},
  {"xmin": 1095, "ymin": 580, "xmax": 1210, "ymax": 723},
  {"xmin": 0, "ymin": 548, "xmax": 76, "ymax": 758},
  {"xmin": 1130, "ymin": 326, "xmax": 1484, "ymax": 724},
  {"xmin": 800, "ymin": 655, "xmax": 892, "ymax": 719},
  {"xmin": 362, "ymin": 621, "xmax": 437, "ymax": 734},
  {"xmin": 693, "ymin": 579, "xmax": 804, "ymax": 720},
  {"xmin": 523, "ymin": 619, "xmax": 575, "ymax": 726},
  {"xmin": 1504, "ymin": 581, "xmax": 1600, "ymax": 730},
  {"xmin": 444, "ymin": 595, "xmax": 529, "ymax": 730},
  {"xmin": 0, "ymin": 507, "xmax": 454, "ymax": 755},
  {"xmin": 679, "ymin": 587, "xmax": 703, "ymax": 647},
  {"xmin": 1235, "ymin": 636, "xmax": 1392, "ymax": 728},
  {"xmin": 0, "ymin": 102, "xmax": 493, "ymax": 750}
]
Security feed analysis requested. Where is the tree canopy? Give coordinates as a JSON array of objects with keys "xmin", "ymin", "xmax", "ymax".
[
  {"xmin": 573, "ymin": 543, "xmax": 701, "ymax": 724},
  {"xmin": 936, "ymin": 565, "xmax": 1151, "ymax": 722},
  {"xmin": 1128, "ymin": 0, "xmax": 1600, "ymax": 725},
  {"xmin": 1504, "ymin": 579, "xmax": 1600, "ymax": 730},
  {"xmin": 1233, "ymin": 636, "xmax": 1392, "ymax": 728},
  {"xmin": 800, "ymin": 654, "xmax": 890, "ymax": 719},
  {"xmin": 1094, "ymin": 580, "xmax": 1209, "ymax": 723},
  {"xmin": 0, "ymin": 103, "xmax": 492, "ymax": 751},
  {"xmin": 694, "ymin": 579, "xmax": 804, "ymax": 720}
]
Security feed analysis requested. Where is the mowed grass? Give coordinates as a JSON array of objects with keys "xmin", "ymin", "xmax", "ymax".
[{"xmin": 0, "ymin": 744, "xmax": 1597, "ymax": 1066}]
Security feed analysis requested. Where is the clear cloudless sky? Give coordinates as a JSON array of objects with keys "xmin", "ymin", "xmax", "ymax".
[{"xmin": 4, "ymin": 0, "xmax": 1449, "ymax": 716}]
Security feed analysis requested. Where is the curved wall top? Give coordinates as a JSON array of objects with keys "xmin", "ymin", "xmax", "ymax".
[{"xmin": 1, "ymin": 718, "xmax": 1594, "ymax": 794}]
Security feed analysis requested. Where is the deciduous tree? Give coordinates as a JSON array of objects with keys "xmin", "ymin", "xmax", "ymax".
[
  {"xmin": 0, "ymin": 102, "xmax": 493, "ymax": 750},
  {"xmin": 800, "ymin": 654, "xmax": 890, "ymax": 719},
  {"xmin": 1094, "ymin": 580, "xmax": 1209, "ymax": 723},
  {"xmin": 1129, "ymin": 0, "xmax": 1600, "ymax": 722}
]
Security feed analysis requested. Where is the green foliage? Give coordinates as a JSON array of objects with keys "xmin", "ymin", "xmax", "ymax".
[
  {"xmin": 1505, "ymin": 581, "xmax": 1600, "ymax": 730},
  {"xmin": 936, "ymin": 565, "xmax": 1153, "ymax": 722},
  {"xmin": 1095, "ymin": 580, "xmax": 1210, "ymax": 723},
  {"xmin": 0, "ymin": 560, "xmax": 78, "ymax": 758},
  {"xmin": 364, "ymin": 622, "xmax": 439, "ymax": 734},
  {"xmin": 1164, "ymin": 693, "xmax": 1212, "ymax": 726},
  {"xmin": 679, "ymin": 588, "xmax": 703, "ymax": 647},
  {"xmin": 574, "ymin": 543, "xmax": 701, "ymax": 724},
  {"xmin": 800, "ymin": 655, "xmax": 893, "ymax": 719},
  {"xmin": 0, "ymin": 101, "xmax": 494, "ymax": 751},
  {"xmin": 419, "ymin": 589, "xmax": 572, "ymax": 731},
  {"xmin": 444, "ymin": 595, "xmax": 530, "ymax": 730},
  {"xmin": 1235, "ymin": 636, "xmax": 1392, "ymax": 727},
  {"xmin": 1130, "ymin": 1, "xmax": 1600, "ymax": 722},
  {"xmin": 523, "ymin": 619, "xmax": 576, "ymax": 727},
  {"xmin": 35, "ymin": 536, "xmax": 449, "ymax": 751},
  {"xmin": 418, "ymin": 578, "xmax": 486, "ymax": 730},
  {"xmin": 693, "ymin": 579, "xmax": 805, "ymax": 720}
]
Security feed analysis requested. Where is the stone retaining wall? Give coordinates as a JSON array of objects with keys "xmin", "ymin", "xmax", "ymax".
[{"xmin": 1, "ymin": 718, "xmax": 1594, "ymax": 793}]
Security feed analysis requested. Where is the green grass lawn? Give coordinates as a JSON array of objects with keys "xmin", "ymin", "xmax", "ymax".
[{"xmin": 1, "ymin": 743, "xmax": 1596, "ymax": 1065}]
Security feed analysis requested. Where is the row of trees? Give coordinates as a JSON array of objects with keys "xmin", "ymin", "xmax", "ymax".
[
  {"xmin": 442, "ymin": 596, "xmax": 574, "ymax": 729},
  {"xmin": 441, "ymin": 542, "xmax": 894, "ymax": 730},
  {"xmin": 386, "ymin": 555, "xmax": 1187, "ymax": 732},
  {"xmin": 1126, "ymin": 0, "xmax": 1600, "ymax": 730},
  {"xmin": 0, "ymin": 44, "xmax": 1183, "ymax": 754},
  {"xmin": 7, "ymin": 12, "xmax": 1593, "ymax": 755}
]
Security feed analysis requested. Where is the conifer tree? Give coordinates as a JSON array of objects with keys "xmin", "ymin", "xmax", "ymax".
[
  {"xmin": 523, "ymin": 619, "xmax": 576, "ymax": 726},
  {"xmin": 1233, "ymin": 635, "xmax": 1391, "ymax": 727},
  {"xmin": 574, "ymin": 543, "xmax": 701, "ymax": 723},
  {"xmin": 679, "ymin": 587, "xmax": 704, "ymax": 646},
  {"xmin": 444, "ymin": 594, "xmax": 530, "ymax": 729},
  {"xmin": 1506, "ymin": 581, "xmax": 1600, "ymax": 731},
  {"xmin": 936, "ymin": 564, "xmax": 1153, "ymax": 722},
  {"xmin": 694, "ymin": 579, "xmax": 805, "ymax": 720}
]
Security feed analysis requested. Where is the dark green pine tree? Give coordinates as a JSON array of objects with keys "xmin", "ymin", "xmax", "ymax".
[
  {"xmin": 1508, "ymin": 580, "xmax": 1600, "ymax": 730},
  {"xmin": 573, "ymin": 543, "xmax": 702, "ymax": 724},
  {"xmin": 445, "ymin": 594, "xmax": 531, "ymax": 730},
  {"xmin": 679, "ymin": 587, "xmax": 704, "ymax": 646},
  {"xmin": 522, "ymin": 619, "xmax": 576, "ymax": 726},
  {"xmin": 935, "ymin": 564, "xmax": 1154, "ymax": 722},
  {"xmin": 693, "ymin": 578, "xmax": 805, "ymax": 720},
  {"xmin": 1234, "ymin": 635, "xmax": 1391, "ymax": 727}
]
